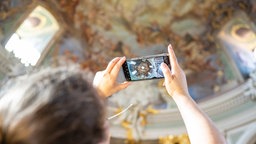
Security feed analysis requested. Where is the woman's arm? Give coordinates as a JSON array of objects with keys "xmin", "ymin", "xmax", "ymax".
[{"xmin": 161, "ymin": 44, "xmax": 226, "ymax": 144}]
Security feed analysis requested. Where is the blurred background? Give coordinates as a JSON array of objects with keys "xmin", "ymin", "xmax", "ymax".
[{"xmin": 0, "ymin": 0, "xmax": 256, "ymax": 143}]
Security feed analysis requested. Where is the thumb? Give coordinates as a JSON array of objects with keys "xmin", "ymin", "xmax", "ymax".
[
  {"xmin": 161, "ymin": 63, "xmax": 172, "ymax": 83},
  {"xmin": 117, "ymin": 82, "xmax": 131, "ymax": 91}
]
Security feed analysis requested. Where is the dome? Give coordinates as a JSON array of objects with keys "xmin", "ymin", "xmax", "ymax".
[{"xmin": 0, "ymin": 0, "xmax": 256, "ymax": 143}]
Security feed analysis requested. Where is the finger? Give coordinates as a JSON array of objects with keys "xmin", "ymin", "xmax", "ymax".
[
  {"xmin": 168, "ymin": 44, "xmax": 178, "ymax": 73},
  {"xmin": 111, "ymin": 57, "xmax": 126, "ymax": 78},
  {"xmin": 106, "ymin": 57, "xmax": 121, "ymax": 73},
  {"xmin": 161, "ymin": 63, "xmax": 172, "ymax": 84},
  {"xmin": 116, "ymin": 81, "xmax": 131, "ymax": 91}
]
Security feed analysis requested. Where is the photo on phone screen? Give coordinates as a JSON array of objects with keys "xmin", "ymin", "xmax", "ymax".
[{"xmin": 122, "ymin": 54, "xmax": 170, "ymax": 81}]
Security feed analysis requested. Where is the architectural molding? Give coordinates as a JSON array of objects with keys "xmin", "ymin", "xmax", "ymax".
[{"xmin": 109, "ymin": 78, "xmax": 256, "ymax": 141}]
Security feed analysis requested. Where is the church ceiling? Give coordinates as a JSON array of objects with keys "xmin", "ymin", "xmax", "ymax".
[
  {"xmin": 53, "ymin": 0, "xmax": 255, "ymax": 101},
  {"xmin": 1, "ymin": 0, "xmax": 256, "ymax": 142},
  {"xmin": 0, "ymin": 0, "xmax": 255, "ymax": 100}
]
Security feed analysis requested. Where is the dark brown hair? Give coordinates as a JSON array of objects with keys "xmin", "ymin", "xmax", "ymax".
[{"xmin": 0, "ymin": 67, "xmax": 106, "ymax": 144}]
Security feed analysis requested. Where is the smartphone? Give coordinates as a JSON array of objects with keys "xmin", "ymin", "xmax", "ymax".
[{"xmin": 119, "ymin": 53, "xmax": 171, "ymax": 81}]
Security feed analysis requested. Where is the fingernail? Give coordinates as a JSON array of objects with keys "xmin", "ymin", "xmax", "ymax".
[
  {"xmin": 168, "ymin": 44, "xmax": 172, "ymax": 48},
  {"xmin": 112, "ymin": 57, "xmax": 120, "ymax": 62},
  {"xmin": 161, "ymin": 63, "xmax": 166, "ymax": 71}
]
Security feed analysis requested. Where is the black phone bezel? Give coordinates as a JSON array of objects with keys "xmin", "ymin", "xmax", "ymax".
[{"xmin": 122, "ymin": 53, "xmax": 170, "ymax": 81}]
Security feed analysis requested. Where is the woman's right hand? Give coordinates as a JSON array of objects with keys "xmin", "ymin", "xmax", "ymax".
[{"xmin": 161, "ymin": 44, "xmax": 190, "ymax": 98}]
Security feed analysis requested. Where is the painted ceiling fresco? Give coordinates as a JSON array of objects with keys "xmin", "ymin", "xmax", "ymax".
[
  {"xmin": 1, "ymin": 0, "xmax": 256, "ymax": 142},
  {"xmin": 1, "ymin": 0, "xmax": 255, "ymax": 102},
  {"xmin": 69, "ymin": 0, "xmax": 255, "ymax": 102}
]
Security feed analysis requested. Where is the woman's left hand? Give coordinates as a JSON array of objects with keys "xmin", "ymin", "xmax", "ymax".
[{"xmin": 93, "ymin": 57, "xmax": 131, "ymax": 97}]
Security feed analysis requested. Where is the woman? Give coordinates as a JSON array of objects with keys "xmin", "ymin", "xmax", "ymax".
[{"xmin": 0, "ymin": 44, "xmax": 226, "ymax": 144}]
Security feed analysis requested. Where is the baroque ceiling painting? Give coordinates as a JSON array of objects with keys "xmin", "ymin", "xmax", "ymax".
[
  {"xmin": 63, "ymin": 0, "xmax": 255, "ymax": 104},
  {"xmin": 1, "ymin": 0, "xmax": 256, "ymax": 143},
  {"xmin": 53, "ymin": 0, "xmax": 255, "ymax": 142}
]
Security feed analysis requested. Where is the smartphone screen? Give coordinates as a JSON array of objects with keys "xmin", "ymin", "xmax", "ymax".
[{"xmin": 122, "ymin": 54, "xmax": 170, "ymax": 81}]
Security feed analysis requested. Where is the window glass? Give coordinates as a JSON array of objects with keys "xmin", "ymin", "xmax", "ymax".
[{"xmin": 5, "ymin": 6, "xmax": 59, "ymax": 66}]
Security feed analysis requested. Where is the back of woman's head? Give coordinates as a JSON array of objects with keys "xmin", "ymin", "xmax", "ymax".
[{"xmin": 0, "ymin": 67, "xmax": 106, "ymax": 144}]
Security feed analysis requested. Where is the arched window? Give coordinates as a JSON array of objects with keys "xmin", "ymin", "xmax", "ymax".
[{"xmin": 5, "ymin": 5, "xmax": 59, "ymax": 66}]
